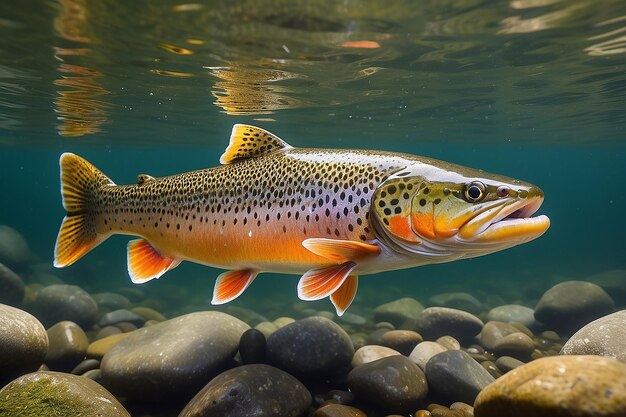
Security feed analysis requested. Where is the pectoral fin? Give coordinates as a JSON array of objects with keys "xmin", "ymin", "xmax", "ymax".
[
  {"xmin": 297, "ymin": 261, "xmax": 357, "ymax": 301},
  {"xmin": 302, "ymin": 238, "xmax": 380, "ymax": 262},
  {"xmin": 127, "ymin": 239, "xmax": 180, "ymax": 283},
  {"xmin": 330, "ymin": 275, "xmax": 358, "ymax": 316},
  {"xmin": 211, "ymin": 269, "xmax": 258, "ymax": 305}
]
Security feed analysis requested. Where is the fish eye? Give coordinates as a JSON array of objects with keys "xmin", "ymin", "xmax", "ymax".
[{"xmin": 464, "ymin": 181, "xmax": 486, "ymax": 202}]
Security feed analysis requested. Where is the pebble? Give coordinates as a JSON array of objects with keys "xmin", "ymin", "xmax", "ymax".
[
  {"xmin": 99, "ymin": 309, "xmax": 145, "ymax": 327},
  {"xmin": 273, "ymin": 316, "xmax": 296, "ymax": 328},
  {"xmin": 0, "ymin": 303, "xmax": 48, "ymax": 385},
  {"xmin": 560, "ymin": 310, "xmax": 626, "ymax": 362},
  {"xmin": 96, "ymin": 325, "xmax": 123, "ymax": 340},
  {"xmin": 338, "ymin": 312, "xmax": 368, "ymax": 326},
  {"xmin": 480, "ymin": 321, "xmax": 534, "ymax": 360},
  {"xmin": 239, "ymin": 328, "xmax": 266, "ymax": 364},
  {"xmin": 178, "ymin": 364, "xmax": 311, "ymax": 417},
  {"xmin": 436, "ymin": 336, "xmax": 460, "ymax": 350},
  {"xmin": 480, "ymin": 361, "xmax": 501, "ymax": 379},
  {"xmin": 486, "ymin": 304, "xmax": 537, "ymax": 329},
  {"xmin": 35, "ymin": 284, "xmax": 98, "ymax": 328},
  {"xmin": 130, "ymin": 306, "xmax": 166, "ymax": 322},
  {"xmin": 540, "ymin": 330, "xmax": 561, "ymax": 341},
  {"xmin": 534, "ymin": 280, "xmax": 615, "ymax": 334},
  {"xmin": 351, "ymin": 345, "xmax": 401, "ymax": 367},
  {"xmin": 0, "ymin": 262, "xmax": 24, "ymax": 306},
  {"xmin": 91, "ymin": 292, "xmax": 132, "ymax": 311},
  {"xmin": 416, "ymin": 307, "xmax": 484, "ymax": 343},
  {"xmin": 0, "ymin": 225, "xmax": 30, "ymax": 268},
  {"xmin": 367, "ymin": 328, "xmax": 391, "ymax": 345},
  {"xmin": 474, "ymin": 355, "xmax": 626, "ymax": 417},
  {"xmin": 409, "ymin": 341, "xmax": 448, "ymax": 371},
  {"xmin": 44, "ymin": 320, "xmax": 89, "ymax": 372},
  {"xmin": 450, "ymin": 402, "xmax": 474, "ymax": 416},
  {"xmin": 266, "ymin": 317, "xmax": 354, "ymax": 378},
  {"xmin": 428, "ymin": 292, "xmax": 483, "ymax": 314},
  {"xmin": 101, "ymin": 311, "xmax": 249, "ymax": 400},
  {"xmin": 314, "ymin": 403, "xmax": 366, "ymax": 417},
  {"xmin": 373, "ymin": 297, "xmax": 424, "ymax": 327},
  {"xmin": 87, "ymin": 333, "xmax": 131, "ymax": 359},
  {"xmin": 348, "ymin": 355, "xmax": 428, "ymax": 414},
  {"xmin": 114, "ymin": 321, "xmax": 138, "ymax": 333},
  {"xmin": 381, "ymin": 330, "xmax": 423, "ymax": 355},
  {"xmin": 495, "ymin": 356, "xmax": 524, "ymax": 372},
  {"xmin": 425, "ymin": 350, "xmax": 495, "ymax": 405},
  {"xmin": 71, "ymin": 358, "xmax": 100, "ymax": 375},
  {"xmin": 255, "ymin": 321, "xmax": 279, "ymax": 338},
  {"xmin": 0, "ymin": 371, "xmax": 129, "ymax": 416}
]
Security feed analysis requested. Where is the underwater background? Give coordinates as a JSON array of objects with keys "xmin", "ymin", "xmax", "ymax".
[{"xmin": 1, "ymin": 1, "xmax": 626, "ymax": 416}]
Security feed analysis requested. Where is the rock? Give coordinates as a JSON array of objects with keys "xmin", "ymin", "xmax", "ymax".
[
  {"xmin": 98, "ymin": 309, "xmax": 145, "ymax": 327},
  {"xmin": 114, "ymin": 322, "xmax": 138, "ymax": 333},
  {"xmin": 101, "ymin": 311, "xmax": 248, "ymax": 399},
  {"xmin": 0, "ymin": 371, "xmax": 130, "ymax": 417},
  {"xmin": 314, "ymin": 404, "xmax": 367, "ymax": 417},
  {"xmin": 425, "ymin": 350, "xmax": 495, "ymax": 405},
  {"xmin": 381, "ymin": 330, "xmax": 423, "ymax": 355},
  {"xmin": 428, "ymin": 292, "xmax": 483, "ymax": 314},
  {"xmin": 92, "ymin": 292, "xmax": 132, "ymax": 311},
  {"xmin": 71, "ymin": 358, "xmax": 100, "ymax": 375},
  {"xmin": 45, "ymin": 321, "xmax": 89, "ymax": 372},
  {"xmin": 409, "ymin": 341, "xmax": 448, "ymax": 371},
  {"xmin": 178, "ymin": 364, "xmax": 311, "ymax": 417},
  {"xmin": 486, "ymin": 304, "xmax": 538, "ymax": 329},
  {"xmin": 0, "ymin": 262, "xmax": 24, "ymax": 306},
  {"xmin": 96, "ymin": 325, "xmax": 123, "ymax": 340},
  {"xmin": 347, "ymin": 355, "xmax": 428, "ymax": 414},
  {"xmin": 338, "ymin": 312, "xmax": 367, "ymax": 326},
  {"xmin": 586, "ymin": 269, "xmax": 626, "ymax": 304},
  {"xmin": 255, "ymin": 321, "xmax": 279, "ymax": 338},
  {"xmin": 87, "ymin": 333, "xmax": 131, "ymax": 359},
  {"xmin": 130, "ymin": 306, "xmax": 167, "ymax": 322},
  {"xmin": 436, "ymin": 336, "xmax": 460, "ymax": 350},
  {"xmin": 266, "ymin": 317, "xmax": 354, "ymax": 378},
  {"xmin": 35, "ymin": 284, "xmax": 98, "ymax": 328},
  {"xmin": 480, "ymin": 321, "xmax": 534, "ymax": 360},
  {"xmin": 0, "ymin": 304, "xmax": 48, "ymax": 385},
  {"xmin": 373, "ymin": 297, "xmax": 424, "ymax": 327},
  {"xmin": 416, "ymin": 307, "xmax": 484, "ymax": 343},
  {"xmin": 495, "ymin": 356, "xmax": 524, "ymax": 373},
  {"xmin": 560, "ymin": 310, "xmax": 626, "ymax": 362},
  {"xmin": 0, "ymin": 225, "xmax": 30, "ymax": 268},
  {"xmin": 273, "ymin": 316, "xmax": 296, "ymax": 328},
  {"xmin": 366, "ymin": 328, "xmax": 390, "ymax": 345},
  {"xmin": 351, "ymin": 345, "xmax": 401, "ymax": 367},
  {"xmin": 239, "ymin": 328, "xmax": 266, "ymax": 364},
  {"xmin": 474, "ymin": 355, "xmax": 626, "ymax": 417},
  {"xmin": 534, "ymin": 281, "xmax": 615, "ymax": 334}
]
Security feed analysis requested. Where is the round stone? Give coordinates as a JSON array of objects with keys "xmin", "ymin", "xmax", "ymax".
[
  {"xmin": 0, "ymin": 371, "xmax": 130, "ymax": 417},
  {"xmin": 436, "ymin": 336, "xmax": 461, "ymax": 350},
  {"xmin": 381, "ymin": 330, "xmax": 423, "ymax": 355},
  {"xmin": 91, "ymin": 292, "xmax": 132, "ymax": 311},
  {"xmin": 495, "ymin": 356, "xmax": 525, "ymax": 373},
  {"xmin": 71, "ymin": 358, "xmax": 100, "ymax": 375},
  {"xmin": 88, "ymin": 333, "xmax": 131, "ymax": 360},
  {"xmin": 416, "ymin": 307, "xmax": 484, "ymax": 343},
  {"xmin": 351, "ymin": 345, "xmax": 401, "ymax": 367},
  {"xmin": 255, "ymin": 321, "xmax": 279, "ymax": 338},
  {"xmin": 373, "ymin": 297, "xmax": 424, "ymax": 327},
  {"xmin": 348, "ymin": 355, "xmax": 428, "ymax": 414},
  {"xmin": 534, "ymin": 281, "xmax": 615, "ymax": 334},
  {"xmin": 409, "ymin": 341, "xmax": 448, "ymax": 371},
  {"xmin": 0, "ymin": 225, "xmax": 30, "ymax": 268},
  {"xmin": 266, "ymin": 317, "xmax": 354, "ymax": 378},
  {"xmin": 178, "ymin": 364, "xmax": 311, "ymax": 417},
  {"xmin": 474, "ymin": 355, "xmax": 626, "ymax": 417},
  {"xmin": 0, "ymin": 304, "xmax": 48, "ymax": 385},
  {"xmin": 428, "ymin": 292, "xmax": 484, "ymax": 314},
  {"xmin": 0, "ymin": 262, "xmax": 24, "ymax": 306},
  {"xmin": 486, "ymin": 304, "xmax": 538, "ymax": 329},
  {"xmin": 338, "ymin": 312, "xmax": 367, "ymax": 326},
  {"xmin": 560, "ymin": 310, "xmax": 626, "ymax": 362},
  {"xmin": 98, "ymin": 309, "xmax": 145, "ymax": 327},
  {"xmin": 45, "ymin": 320, "xmax": 89, "ymax": 372},
  {"xmin": 101, "ymin": 311, "xmax": 249, "ymax": 399},
  {"xmin": 35, "ymin": 285, "xmax": 98, "ymax": 329},
  {"xmin": 273, "ymin": 316, "xmax": 295, "ymax": 328},
  {"xmin": 130, "ymin": 306, "xmax": 167, "ymax": 322},
  {"xmin": 96, "ymin": 325, "xmax": 123, "ymax": 340},
  {"xmin": 314, "ymin": 403, "xmax": 367, "ymax": 417},
  {"xmin": 425, "ymin": 350, "xmax": 495, "ymax": 405},
  {"xmin": 239, "ymin": 328, "xmax": 266, "ymax": 365}
]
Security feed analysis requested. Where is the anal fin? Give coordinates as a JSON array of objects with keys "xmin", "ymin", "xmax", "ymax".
[
  {"xmin": 330, "ymin": 275, "xmax": 358, "ymax": 316},
  {"xmin": 298, "ymin": 261, "xmax": 357, "ymax": 301},
  {"xmin": 211, "ymin": 269, "xmax": 258, "ymax": 305},
  {"xmin": 302, "ymin": 238, "xmax": 380, "ymax": 263},
  {"xmin": 127, "ymin": 239, "xmax": 180, "ymax": 283}
]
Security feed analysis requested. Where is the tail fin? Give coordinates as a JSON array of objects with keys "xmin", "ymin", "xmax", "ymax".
[{"xmin": 54, "ymin": 153, "xmax": 114, "ymax": 268}]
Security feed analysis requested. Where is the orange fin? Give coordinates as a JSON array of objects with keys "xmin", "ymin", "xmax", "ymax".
[
  {"xmin": 302, "ymin": 238, "xmax": 380, "ymax": 262},
  {"xmin": 127, "ymin": 239, "xmax": 180, "ymax": 283},
  {"xmin": 54, "ymin": 153, "xmax": 115, "ymax": 268},
  {"xmin": 219, "ymin": 124, "xmax": 292, "ymax": 164},
  {"xmin": 298, "ymin": 261, "xmax": 357, "ymax": 301},
  {"xmin": 211, "ymin": 269, "xmax": 258, "ymax": 305},
  {"xmin": 330, "ymin": 275, "xmax": 359, "ymax": 316}
]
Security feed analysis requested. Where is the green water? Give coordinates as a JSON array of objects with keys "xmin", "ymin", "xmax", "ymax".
[{"xmin": 1, "ymin": 0, "xmax": 625, "ymax": 314}]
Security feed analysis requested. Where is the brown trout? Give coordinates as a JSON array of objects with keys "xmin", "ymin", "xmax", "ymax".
[{"xmin": 54, "ymin": 125, "xmax": 550, "ymax": 315}]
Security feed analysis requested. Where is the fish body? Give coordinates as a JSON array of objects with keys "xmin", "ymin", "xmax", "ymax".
[{"xmin": 55, "ymin": 125, "xmax": 550, "ymax": 314}]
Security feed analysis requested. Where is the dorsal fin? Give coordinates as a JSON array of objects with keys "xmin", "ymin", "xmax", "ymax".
[
  {"xmin": 137, "ymin": 174, "xmax": 155, "ymax": 185},
  {"xmin": 219, "ymin": 124, "xmax": 292, "ymax": 165}
]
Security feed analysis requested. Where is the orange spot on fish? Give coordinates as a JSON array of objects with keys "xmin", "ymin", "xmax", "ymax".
[
  {"xmin": 340, "ymin": 40, "xmax": 381, "ymax": 49},
  {"xmin": 411, "ymin": 213, "xmax": 436, "ymax": 239},
  {"xmin": 388, "ymin": 215, "xmax": 420, "ymax": 242}
]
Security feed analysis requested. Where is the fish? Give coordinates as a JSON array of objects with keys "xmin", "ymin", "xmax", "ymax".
[{"xmin": 54, "ymin": 124, "xmax": 550, "ymax": 315}]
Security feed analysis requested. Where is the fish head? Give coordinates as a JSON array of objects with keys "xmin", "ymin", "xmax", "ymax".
[{"xmin": 371, "ymin": 162, "xmax": 550, "ymax": 259}]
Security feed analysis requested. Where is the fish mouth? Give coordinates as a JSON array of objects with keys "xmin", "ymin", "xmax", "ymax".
[{"xmin": 457, "ymin": 195, "xmax": 550, "ymax": 244}]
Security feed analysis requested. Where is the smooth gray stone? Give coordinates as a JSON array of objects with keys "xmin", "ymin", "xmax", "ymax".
[
  {"xmin": 373, "ymin": 297, "xmax": 424, "ymax": 327},
  {"xmin": 495, "ymin": 356, "xmax": 525, "ymax": 373},
  {"xmin": 92, "ymin": 292, "xmax": 132, "ymax": 311},
  {"xmin": 0, "ymin": 371, "xmax": 129, "ymax": 417},
  {"xmin": 179, "ymin": 364, "xmax": 311, "ymax": 417},
  {"xmin": 534, "ymin": 281, "xmax": 615, "ymax": 334},
  {"xmin": 71, "ymin": 358, "xmax": 100, "ymax": 375},
  {"xmin": 0, "ymin": 303, "xmax": 49, "ymax": 385},
  {"xmin": 425, "ymin": 350, "xmax": 495, "ymax": 405},
  {"xmin": 480, "ymin": 321, "xmax": 535, "ymax": 360},
  {"xmin": 35, "ymin": 284, "xmax": 98, "ymax": 328},
  {"xmin": 98, "ymin": 309, "xmax": 145, "ymax": 327},
  {"xmin": 101, "ymin": 311, "xmax": 249, "ymax": 400},
  {"xmin": 416, "ymin": 307, "xmax": 484, "ymax": 343},
  {"xmin": 266, "ymin": 317, "xmax": 354, "ymax": 378},
  {"xmin": 239, "ymin": 328, "xmax": 266, "ymax": 365},
  {"xmin": 45, "ymin": 320, "xmax": 89, "ymax": 372},
  {"xmin": 428, "ymin": 292, "xmax": 484, "ymax": 314},
  {"xmin": 560, "ymin": 310, "xmax": 626, "ymax": 362},
  {"xmin": 0, "ymin": 262, "xmax": 24, "ymax": 306},
  {"xmin": 487, "ymin": 304, "xmax": 538, "ymax": 329},
  {"xmin": 348, "ymin": 355, "xmax": 428, "ymax": 414},
  {"xmin": 0, "ymin": 225, "xmax": 30, "ymax": 268}
]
